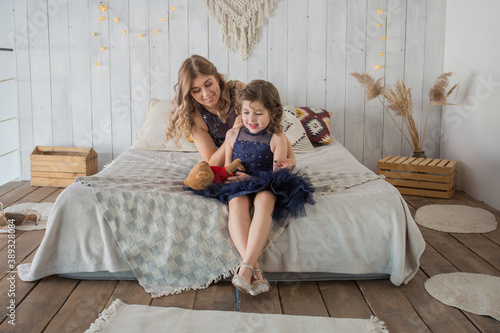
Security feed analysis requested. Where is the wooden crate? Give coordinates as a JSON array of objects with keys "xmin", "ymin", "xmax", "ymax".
[
  {"xmin": 377, "ymin": 155, "xmax": 457, "ymax": 199},
  {"xmin": 30, "ymin": 146, "xmax": 98, "ymax": 187}
]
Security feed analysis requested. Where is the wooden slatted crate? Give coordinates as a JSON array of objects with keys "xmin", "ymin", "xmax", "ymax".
[
  {"xmin": 30, "ymin": 146, "xmax": 98, "ymax": 187},
  {"xmin": 377, "ymin": 155, "xmax": 457, "ymax": 199}
]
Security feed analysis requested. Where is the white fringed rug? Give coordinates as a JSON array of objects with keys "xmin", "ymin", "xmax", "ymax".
[
  {"xmin": 85, "ymin": 299, "xmax": 389, "ymax": 333},
  {"xmin": 415, "ymin": 204, "xmax": 497, "ymax": 233},
  {"xmin": 0, "ymin": 202, "xmax": 53, "ymax": 232},
  {"xmin": 425, "ymin": 273, "xmax": 500, "ymax": 321}
]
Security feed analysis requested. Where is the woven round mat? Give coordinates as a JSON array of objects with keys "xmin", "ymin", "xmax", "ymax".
[
  {"xmin": 2, "ymin": 202, "xmax": 53, "ymax": 231},
  {"xmin": 415, "ymin": 204, "xmax": 497, "ymax": 233},
  {"xmin": 425, "ymin": 272, "xmax": 500, "ymax": 321}
]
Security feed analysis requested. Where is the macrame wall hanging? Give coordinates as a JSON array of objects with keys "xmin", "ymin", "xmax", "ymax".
[{"xmin": 201, "ymin": 0, "xmax": 281, "ymax": 59}]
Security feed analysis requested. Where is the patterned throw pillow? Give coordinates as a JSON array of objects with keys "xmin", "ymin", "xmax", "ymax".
[
  {"xmin": 282, "ymin": 105, "xmax": 315, "ymax": 153},
  {"xmin": 295, "ymin": 107, "xmax": 333, "ymax": 144}
]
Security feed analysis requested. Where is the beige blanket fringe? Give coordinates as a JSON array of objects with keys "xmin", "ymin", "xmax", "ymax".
[{"xmin": 201, "ymin": 0, "xmax": 280, "ymax": 59}]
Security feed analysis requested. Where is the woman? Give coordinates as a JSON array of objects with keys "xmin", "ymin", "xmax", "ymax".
[{"xmin": 167, "ymin": 55, "xmax": 295, "ymax": 170}]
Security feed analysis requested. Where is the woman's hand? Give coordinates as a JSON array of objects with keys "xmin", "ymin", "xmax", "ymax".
[
  {"xmin": 232, "ymin": 115, "xmax": 243, "ymax": 129},
  {"xmin": 273, "ymin": 158, "xmax": 296, "ymax": 172},
  {"xmin": 224, "ymin": 171, "xmax": 250, "ymax": 184}
]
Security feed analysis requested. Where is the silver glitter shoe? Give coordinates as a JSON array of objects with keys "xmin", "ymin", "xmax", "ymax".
[
  {"xmin": 249, "ymin": 269, "xmax": 271, "ymax": 296},
  {"xmin": 232, "ymin": 263, "xmax": 254, "ymax": 294}
]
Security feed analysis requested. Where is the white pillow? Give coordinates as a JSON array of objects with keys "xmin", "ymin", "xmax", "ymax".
[
  {"xmin": 282, "ymin": 105, "xmax": 315, "ymax": 153},
  {"xmin": 132, "ymin": 99, "xmax": 198, "ymax": 152}
]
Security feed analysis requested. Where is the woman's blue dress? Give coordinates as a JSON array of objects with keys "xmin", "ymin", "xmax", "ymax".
[
  {"xmin": 198, "ymin": 128, "xmax": 315, "ymax": 227},
  {"xmin": 198, "ymin": 88, "xmax": 237, "ymax": 148}
]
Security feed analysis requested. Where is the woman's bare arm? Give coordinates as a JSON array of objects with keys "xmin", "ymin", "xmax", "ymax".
[{"xmin": 190, "ymin": 110, "xmax": 226, "ymax": 166}]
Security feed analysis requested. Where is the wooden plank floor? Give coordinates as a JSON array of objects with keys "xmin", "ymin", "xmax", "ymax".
[{"xmin": 0, "ymin": 181, "xmax": 499, "ymax": 332}]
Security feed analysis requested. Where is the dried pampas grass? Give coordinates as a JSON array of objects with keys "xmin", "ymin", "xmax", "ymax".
[
  {"xmin": 351, "ymin": 72, "xmax": 384, "ymax": 101},
  {"xmin": 429, "ymin": 72, "xmax": 453, "ymax": 103},
  {"xmin": 421, "ymin": 73, "xmax": 458, "ymax": 149},
  {"xmin": 351, "ymin": 71, "xmax": 457, "ymax": 152}
]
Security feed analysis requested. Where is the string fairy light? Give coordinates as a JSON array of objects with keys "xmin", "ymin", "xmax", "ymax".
[
  {"xmin": 374, "ymin": 8, "xmax": 385, "ymax": 70},
  {"xmin": 93, "ymin": 1, "xmax": 176, "ymax": 66}
]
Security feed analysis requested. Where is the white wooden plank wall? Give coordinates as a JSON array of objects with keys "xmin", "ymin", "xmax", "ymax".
[
  {"xmin": 383, "ymin": 0, "xmax": 406, "ymax": 158},
  {"xmin": 110, "ymin": 0, "xmax": 131, "ymax": 159},
  {"xmin": 68, "ymin": 0, "xmax": 93, "ymax": 149},
  {"xmin": 0, "ymin": 0, "xmax": 20, "ymax": 184},
  {"xmin": 13, "ymin": 0, "xmax": 446, "ymax": 179},
  {"xmin": 344, "ymin": 0, "xmax": 367, "ymax": 164}
]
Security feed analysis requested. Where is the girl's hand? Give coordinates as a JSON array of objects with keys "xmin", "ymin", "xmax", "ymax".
[
  {"xmin": 224, "ymin": 171, "xmax": 250, "ymax": 183},
  {"xmin": 232, "ymin": 115, "xmax": 243, "ymax": 129},
  {"xmin": 273, "ymin": 158, "xmax": 295, "ymax": 172}
]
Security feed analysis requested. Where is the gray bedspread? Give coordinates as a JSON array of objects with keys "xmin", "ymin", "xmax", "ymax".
[{"xmin": 18, "ymin": 143, "xmax": 425, "ymax": 289}]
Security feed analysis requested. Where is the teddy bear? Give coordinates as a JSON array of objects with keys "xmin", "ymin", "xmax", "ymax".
[{"xmin": 184, "ymin": 159, "xmax": 245, "ymax": 190}]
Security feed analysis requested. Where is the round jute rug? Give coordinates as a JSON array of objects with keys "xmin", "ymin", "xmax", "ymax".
[
  {"xmin": 2, "ymin": 202, "xmax": 53, "ymax": 232},
  {"xmin": 415, "ymin": 204, "xmax": 497, "ymax": 233},
  {"xmin": 425, "ymin": 272, "xmax": 500, "ymax": 321}
]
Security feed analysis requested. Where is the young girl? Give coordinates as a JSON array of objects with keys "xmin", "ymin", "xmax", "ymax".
[{"xmin": 201, "ymin": 80, "xmax": 314, "ymax": 296}]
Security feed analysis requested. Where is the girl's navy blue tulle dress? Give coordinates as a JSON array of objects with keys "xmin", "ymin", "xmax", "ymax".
[{"xmin": 198, "ymin": 128, "xmax": 315, "ymax": 227}]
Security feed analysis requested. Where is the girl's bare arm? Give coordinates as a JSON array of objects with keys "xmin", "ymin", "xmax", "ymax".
[
  {"xmin": 271, "ymin": 133, "xmax": 293, "ymax": 171},
  {"xmin": 224, "ymin": 128, "xmax": 238, "ymax": 166},
  {"xmin": 285, "ymin": 137, "xmax": 296, "ymax": 166},
  {"xmin": 224, "ymin": 128, "xmax": 250, "ymax": 182}
]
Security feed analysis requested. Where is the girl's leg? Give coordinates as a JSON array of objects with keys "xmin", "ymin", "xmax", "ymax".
[
  {"xmin": 242, "ymin": 190, "xmax": 276, "ymax": 274},
  {"xmin": 228, "ymin": 195, "xmax": 253, "ymax": 283}
]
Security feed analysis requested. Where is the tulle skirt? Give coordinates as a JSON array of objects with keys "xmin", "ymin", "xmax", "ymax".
[{"xmin": 196, "ymin": 169, "xmax": 315, "ymax": 226}]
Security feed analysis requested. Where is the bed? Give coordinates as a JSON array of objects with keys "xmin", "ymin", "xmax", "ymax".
[{"xmin": 18, "ymin": 101, "xmax": 425, "ymax": 297}]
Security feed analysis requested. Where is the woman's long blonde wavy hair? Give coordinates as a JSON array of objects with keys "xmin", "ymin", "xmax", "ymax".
[{"xmin": 167, "ymin": 55, "xmax": 231, "ymax": 144}]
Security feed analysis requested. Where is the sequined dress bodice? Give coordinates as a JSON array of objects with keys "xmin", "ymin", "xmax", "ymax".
[
  {"xmin": 198, "ymin": 89, "xmax": 237, "ymax": 148},
  {"xmin": 233, "ymin": 128, "xmax": 274, "ymax": 176}
]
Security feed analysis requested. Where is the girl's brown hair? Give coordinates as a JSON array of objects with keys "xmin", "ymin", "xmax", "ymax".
[
  {"xmin": 167, "ymin": 55, "xmax": 231, "ymax": 144},
  {"xmin": 236, "ymin": 80, "xmax": 283, "ymax": 134}
]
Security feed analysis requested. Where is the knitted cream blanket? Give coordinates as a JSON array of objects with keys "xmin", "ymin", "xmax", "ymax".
[
  {"xmin": 201, "ymin": 0, "xmax": 281, "ymax": 59},
  {"xmin": 77, "ymin": 156, "xmax": 382, "ymax": 297}
]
